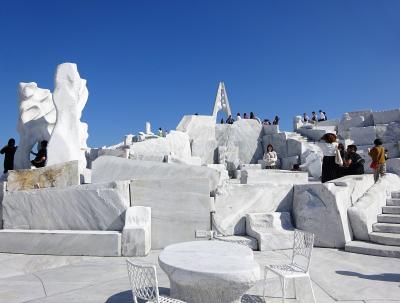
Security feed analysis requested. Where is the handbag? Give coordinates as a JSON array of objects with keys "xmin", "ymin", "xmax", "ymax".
[
  {"xmin": 370, "ymin": 161, "xmax": 379, "ymax": 170},
  {"xmin": 335, "ymin": 148, "xmax": 343, "ymax": 166}
]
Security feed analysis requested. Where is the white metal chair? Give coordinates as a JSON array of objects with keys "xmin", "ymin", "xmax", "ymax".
[
  {"xmin": 126, "ymin": 259, "xmax": 186, "ymax": 303},
  {"xmin": 262, "ymin": 229, "xmax": 316, "ymax": 303}
]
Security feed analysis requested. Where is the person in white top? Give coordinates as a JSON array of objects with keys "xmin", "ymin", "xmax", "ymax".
[
  {"xmin": 236, "ymin": 112, "xmax": 241, "ymax": 120},
  {"xmin": 263, "ymin": 144, "xmax": 278, "ymax": 169},
  {"xmin": 319, "ymin": 133, "xmax": 339, "ymax": 183},
  {"xmin": 319, "ymin": 110, "xmax": 326, "ymax": 121}
]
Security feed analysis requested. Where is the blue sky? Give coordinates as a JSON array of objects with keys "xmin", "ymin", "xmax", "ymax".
[{"xmin": 0, "ymin": 0, "xmax": 399, "ymax": 149}]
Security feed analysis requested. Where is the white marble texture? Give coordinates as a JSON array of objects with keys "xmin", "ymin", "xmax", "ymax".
[
  {"xmin": 246, "ymin": 212, "xmax": 294, "ymax": 250},
  {"xmin": 349, "ymin": 126, "xmax": 377, "ymax": 145},
  {"xmin": 0, "ymin": 229, "xmax": 121, "ymax": 256},
  {"xmin": 130, "ymin": 178, "xmax": 212, "ymax": 249},
  {"xmin": 7, "ymin": 161, "xmax": 80, "ymax": 192},
  {"xmin": 92, "ymin": 156, "xmax": 222, "ymax": 194},
  {"xmin": 212, "ymin": 82, "xmax": 232, "ymax": 118},
  {"xmin": 122, "ymin": 206, "xmax": 151, "ymax": 257},
  {"xmin": 14, "ymin": 82, "xmax": 56, "ymax": 169},
  {"xmin": 216, "ymin": 119, "xmax": 264, "ymax": 165},
  {"xmin": 213, "ymin": 182, "xmax": 293, "ymax": 235},
  {"xmin": 158, "ymin": 241, "xmax": 260, "ymax": 303},
  {"xmin": 47, "ymin": 63, "xmax": 89, "ymax": 171},
  {"xmin": 176, "ymin": 115, "xmax": 217, "ymax": 164},
  {"xmin": 348, "ymin": 173, "xmax": 400, "ymax": 241},
  {"xmin": 240, "ymin": 169, "xmax": 308, "ymax": 185},
  {"xmin": 3, "ymin": 181, "xmax": 130, "ymax": 231},
  {"xmin": 293, "ymin": 175, "xmax": 374, "ymax": 248},
  {"xmin": 372, "ymin": 109, "xmax": 400, "ymax": 124}
]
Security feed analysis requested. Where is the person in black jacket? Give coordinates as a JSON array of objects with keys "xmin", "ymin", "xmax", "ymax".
[
  {"xmin": 0, "ymin": 138, "xmax": 17, "ymax": 173},
  {"xmin": 342, "ymin": 145, "xmax": 365, "ymax": 175},
  {"xmin": 30, "ymin": 140, "xmax": 48, "ymax": 168}
]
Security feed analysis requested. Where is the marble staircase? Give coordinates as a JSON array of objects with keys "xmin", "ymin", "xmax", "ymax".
[{"xmin": 346, "ymin": 191, "xmax": 400, "ymax": 258}]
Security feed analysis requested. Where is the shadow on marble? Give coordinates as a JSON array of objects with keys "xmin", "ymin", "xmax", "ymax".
[
  {"xmin": 336, "ymin": 270, "xmax": 400, "ymax": 282},
  {"xmin": 105, "ymin": 287, "xmax": 170, "ymax": 303}
]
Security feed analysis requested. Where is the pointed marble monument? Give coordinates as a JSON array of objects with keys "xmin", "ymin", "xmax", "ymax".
[
  {"xmin": 212, "ymin": 82, "xmax": 232, "ymax": 120},
  {"xmin": 47, "ymin": 63, "xmax": 89, "ymax": 171},
  {"xmin": 14, "ymin": 82, "xmax": 56, "ymax": 169}
]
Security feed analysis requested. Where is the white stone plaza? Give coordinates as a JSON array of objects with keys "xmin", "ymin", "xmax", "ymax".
[{"xmin": 1, "ymin": 63, "xmax": 400, "ymax": 302}]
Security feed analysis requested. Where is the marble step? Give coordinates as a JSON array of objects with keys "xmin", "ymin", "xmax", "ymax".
[
  {"xmin": 387, "ymin": 198, "xmax": 400, "ymax": 206},
  {"xmin": 377, "ymin": 214, "xmax": 400, "ymax": 224},
  {"xmin": 369, "ymin": 232, "xmax": 400, "ymax": 246},
  {"xmin": 345, "ymin": 241, "xmax": 400, "ymax": 258},
  {"xmin": 392, "ymin": 192, "xmax": 400, "ymax": 199},
  {"xmin": 382, "ymin": 206, "xmax": 400, "ymax": 215},
  {"xmin": 373, "ymin": 223, "xmax": 400, "ymax": 233},
  {"xmin": 0, "ymin": 229, "xmax": 121, "ymax": 256}
]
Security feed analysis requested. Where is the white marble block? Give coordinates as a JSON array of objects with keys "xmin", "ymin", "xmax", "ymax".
[
  {"xmin": 176, "ymin": 115, "xmax": 217, "ymax": 164},
  {"xmin": 246, "ymin": 212, "xmax": 294, "ymax": 250},
  {"xmin": 122, "ymin": 206, "xmax": 151, "ymax": 256},
  {"xmin": 240, "ymin": 169, "xmax": 308, "ymax": 185},
  {"xmin": 130, "ymin": 178, "xmax": 212, "ymax": 249},
  {"xmin": 47, "ymin": 63, "xmax": 89, "ymax": 171},
  {"xmin": 213, "ymin": 183, "xmax": 293, "ymax": 235},
  {"xmin": 0, "ymin": 229, "xmax": 121, "ymax": 256},
  {"xmin": 349, "ymin": 126, "xmax": 377, "ymax": 145},
  {"xmin": 14, "ymin": 82, "xmax": 56, "ymax": 169},
  {"xmin": 372, "ymin": 109, "xmax": 400, "ymax": 124},
  {"xmin": 92, "ymin": 156, "xmax": 222, "ymax": 194},
  {"xmin": 281, "ymin": 156, "xmax": 300, "ymax": 170},
  {"xmin": 7, "ymin": 160, "xmax": 80, "ymax": 192},
  {"xmin": 263, "ymin": 124, "xmax": 279, "ymax": 135},
  {"xmin": 3, "ymin": 181, "xmax": 130, "ymax": 231},
  {"xmin": 292, "ymin": 176, "xmax": 375, "ymax": 248}
]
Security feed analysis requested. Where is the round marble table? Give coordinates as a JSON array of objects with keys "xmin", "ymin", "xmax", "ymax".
[{"xmin": 158, "ymin": 241, "xmax": 261, "ymax": 303}]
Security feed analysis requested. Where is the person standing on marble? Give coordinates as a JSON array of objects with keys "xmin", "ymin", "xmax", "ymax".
[
  {"xmin": 236, "ymin": 113, "xmax": 241, "ymax": 120},
  {"xmin": 0, "ymin": 138, "xmax": 17, "ymax": 173},
  {"xmin": 303, "ymin": 113, "xmax": 309, "ymax": 123},
  {"xmin": 320, "ymin": 133, "xmax": 339, "ymax": 183},
  {"xmin": 30, "ymin": 140, "xmax": 48, "ymax": 168},
  {"xmin": 272, "ymin": 115, "xmax": 280, "ymax": 125},
  {"xmin": 368, "ymin": 139, "xmax": 386, "ymax": 182},
  {"xmin": 157, "ymin": 128, "xmax": 163, "ymax": 137},
  {"xmin": 263, "ymin": 144, "xmax": 278, "ymax": 169},
  {"xmin": 243, "ymin": 113, "xmax": 248, "ymax": 119}
]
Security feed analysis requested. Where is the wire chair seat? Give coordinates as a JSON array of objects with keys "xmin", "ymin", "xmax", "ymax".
[
  {"xmin": 266, "ymin": 264, "xmax": 307, "ymax": 278},
  {"xmin": 150, "ymin": 296, "xmax": 186, "ymax": 303}
]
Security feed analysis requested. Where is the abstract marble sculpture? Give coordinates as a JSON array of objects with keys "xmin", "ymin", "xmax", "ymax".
[
  {"xmin": 212, "ymin": 82, "xmax": 232, "ymax": 119},
  {"xmin": 47, "ymin": 63, "xmax": 89, "ymax": 171},
  {"xmin": 14, "ymin": 82, "xmax": 56, "ymax": 169}
]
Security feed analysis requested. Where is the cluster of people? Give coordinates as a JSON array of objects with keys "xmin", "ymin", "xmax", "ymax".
[
  {"xmin": 302, "ymin": 110, "xmax": 327, "ymax": 123},
  {"xmin": 0, "ymin": 138, "xmax": 48, "ymax": 174},
  {"xmin": 320, "ymin": 134, "xmax": 386, "ymax": 183},
  {"xmin": 221, "ymin": 112, "xmax": 280, "ymax": 125}
]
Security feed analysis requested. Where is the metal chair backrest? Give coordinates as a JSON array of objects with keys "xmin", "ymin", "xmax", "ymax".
[
  {"xmin": 126, "ymin": 259, "xmax": 160, "ymax": 303},
  {"xmin": 291, "ymin": 229, "xmax": 315, "ymax": 273}
]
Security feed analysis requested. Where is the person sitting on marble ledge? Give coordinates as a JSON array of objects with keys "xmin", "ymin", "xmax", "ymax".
[
  {"xmin": 263, "ymin": 144, "xmax": 278, "ymax": 169},
  {"xmin": 226, "ymin": 115, "xmax": 234, "ymax": 124},
  {"xmin": 340, "ymin": 144, "xmax": 365, "ymax": 176},
  {"xmin": 0, "ymin": 138, "xmax": 17, "ymax": 173},
  {"xmin": 30, "ymin": 140, "xmax": 48, "ymax": 168},
  {"xmin": 236, "ymin": 112, "xmax": 241, "ymax": 120}
]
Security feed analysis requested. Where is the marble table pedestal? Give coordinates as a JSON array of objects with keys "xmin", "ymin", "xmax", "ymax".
[{"xmin": 158, "ymin": 241, "xmax": 261, "ymax": 303}]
